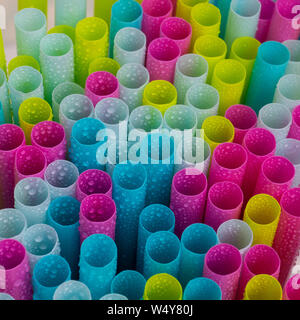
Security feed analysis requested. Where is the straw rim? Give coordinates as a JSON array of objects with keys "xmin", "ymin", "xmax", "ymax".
[
  {"xmin": 117, "ymin": 63, "xmax": 150, "ymax": 90},
  {"xmin": 40, "ymin": 33, "xmax": 73, "ymax": 58},
  {"xmin": 225, "ymin": 104, "xmax": 257, "ymax": 131},
  {"xmin": 0, "ymin": 209, "xmax": 27, "ymax": 240},
  {"xmin": 15, "ymin": 8, "xmax": 46, "ymax": 34},
  {"xmin": 0, "ymin": 239, "xmax": 27, "ymax": 271},
  {"xmin": 230, "ymin": 0, "xmax": 261, "ymax": 19},
  {"xmin": 160, "ymin": 17, "xmax": 192, "ymax": 41},
  {"xmin": 0, "ymin": 124, "xmax": 25, "ymax": 153}
]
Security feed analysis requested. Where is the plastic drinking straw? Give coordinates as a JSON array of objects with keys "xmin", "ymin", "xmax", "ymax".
[
  {"xmin": 245, "ymin": 41, "xmax": 290, "ymax": 113},
  {"xmin": 113, "ymin": 162, "xmax": 147, "ymax": 270},
  {"xmin": 32, "ymin": 255, "xmax": 71, "ymax": 300},
  {"xmin": 94, "ymin": 0, "xmax": 117, "ymax": 25},
  {"xmin": 8, "ymin": 66, "xmax": 44, "ymax": 125},
  {"xmin": 255, "ymin": 0, "xmax": 275, "ymax": 42},
  {"xmin": 14, "ymin": 145, "xmax": 47, "ymax": 184},
  {"xmin": 55, "ymin": 0, "xmax": 86, "ymax": 28},
  {"xmin": 0, "ymin": 69, "xmax": 11, "ymax": 124},
  {"xmin": 0, "ymin": 239, "xmax": 32, "ymax": 300},
  {"xmin": 111, "ymin": 270, "xmax": 146, "ymax": 300},
  {"xmin": 54, "ymin": 280, "xmax": 91, "ymax": 300},
  {"xmin": 18, "ymin": 97, "xmax": 53, "ymax": 144},
  {"xmin": 283, "ymin": 40, "xmax": 300, "ymax": 76},
  {"xmin": 213, "ymin": 0, "xmax": 231, "ymax": 39},
  {"xmin": 144, "ymin": 231, "xmax": 181, "ymax": 279},
  {"xmin": 283, "ymin": 274, "xmax": 300, "ymax": 300},
  {"xmin": 276, "ymin": 139, "xmax": 300, "ymax": 188},
  {"xmin": 40, "ymin": 33, "xmax": 74, "ymax": 103},
  {"xmin": 14, "ymin": 177, "xmax": 50, "ymax": 226},
  {"xmin": 75, "ymin": 17, "xmax": 109, "ymax": 87},
  {"xmin": 237, "ymin": 244, "xmax": 281, "ymax": 300},
  {"xmin": 59, "ymin": 94, "xmax": 94, "ymax": 142},
  {"xmin": 241, "ymin": 128, "xmax": 276, "ymax": 202},
  {"xmin": 143, "ymin": 80, "xmax": 177, "ymax": 115},
  {"xmin": 183, "ymin": 277, "xmax": 221, "ymax": 300},
  {"xmin": 0, "ymin": 105, "xmax": 4, "ymax": 125},
  {"xmin": 100, "ymin": 293, "xmax": 128, "ymax": 300},
  {"xmin": 0, "ymin": 293, "xmax": 14, "ymax": 300},
  {"xmin": 8, "ymin": 55, "xmax": 40, "ymax": 75},
  {"xmin": 201, "ymin": 116, "xmax": 235, "ymax": 153},
  {"xmin": 21, "ymin": 223, "xmax": 60, "ymax": 269},
  {"xmin": 174, "ymin": 54, "xmax": 208, "ymax": 104},
  {"xmin": 89, "ymin": 57, "xmax": 120, "ymax": 76},
  {"xmin": 0, "ymin": 124, "xmax": 25, "ymax": 209},
  {"xmin": 244, "ymin": 274, "xmax": 282, "ymax": 300},
  {"xmin": 44, "ymin": 160, "xmax": 79, "ymax": 199},
  {"xmin": 193, "ymin": 35, "xmax": 227, "ymax": 84},
  {"xmin": 47, "ymin": 196, "xmax": 80, "ymax": 278},
  {"xmin": 243, "ymin": 193, "xmax": 281, "ymax": 246},
  {"xmin": 0, "ymin": 30, "xmax": 6, "ymax": 76},
  {"xmin": 289, "ymin": 105, "xmax": 300, "ymax": 140},
  {"xmin": 176, "ymin": 0, "xmax": 208, "ymax": 22},
  {"xmin": 143, "ymin": 273, "xmax": 183, "ymax": 300},
  {"xmin": 18, "ymin": 0, "xmax": 47, "ymax": 16},
  {"xmin": 0, "ymin": 209, "xmax": 27, "ymax": 241},
  {"xmin": 224, "ymin": 104, "xmax": 258, "ymax": 145},
  {"xmin": 48, "ymin": 25, "xmax": 76, "ymax": 44},
  {"xmin": 14, "ymin": 8, "xmax": 47, "ymax": 61}
]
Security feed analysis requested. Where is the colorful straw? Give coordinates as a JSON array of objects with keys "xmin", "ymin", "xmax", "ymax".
[
  {"xmin": 53, "ymin": 280, "xmax": 91, "ymax": 300},
  {"xmin": 288, "ymin": 105, "xmax": 300, "ymax": 140},
  {"xmin": 88, "ymin": 57, "xmax": 120, "ymax": 76},
  {"xmin": 255, "ymin": 0, "xmax": 275, "ymax": 43},
  {"xmin": 283, "ymin": 40, "xmax": 300, "ymax": 76},
  {"xmin": 8, "ymin": 55, "xmax": 40, "ymax": 75},
  {"xmin": 18, "ymin": 0, "xmax": 48, "ymax": 16},
  {"xmin": 214, "ymin": 0, "xmax": 232, "ymax": 38},
  {"xmin": 48, "ymin": 25, "xmax": 75, "ymax": 44},
  {"xmin": 0, "ymin": 29, "xmax": 7, "ymax": 76},
  {"xmin": 0, "ymin": 69, "xmax": 11, "ymax": 124},
  {"xmin": 94, "ymin": 0, "xmax": 117, "ymax": 25},
  {"xmin": 176, "ymin": 0, "xmax": 209, "ymax": 22},
  {"xmin": 283, "ymin": 274, "xmax": 300, "ymax": 300},
  {"xmin": 55, "ymin": 0, "xmax": 86, "ymax": 28},
  {"xmin": 183, "ymin": 277, "xmax": 221, "ymax": 300},
  {"xmin": 0, "ymin": 209, "xmax": 27, "ymax": 242}
]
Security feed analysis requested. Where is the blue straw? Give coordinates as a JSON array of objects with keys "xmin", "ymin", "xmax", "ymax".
[
  {"xmin": 0, "ymin": 102, "xmax": 5, "ymax": 124},
  {"xmin": 183, "ymin": 277, "xmax": 222, "ymax": 300},
  {"xmin": 53, "ymin": 280, "xmax": 92, "ymax": 300},
  {"xmin": 214, "ymin": 0, "xmax": 232, "ymax": 39}
]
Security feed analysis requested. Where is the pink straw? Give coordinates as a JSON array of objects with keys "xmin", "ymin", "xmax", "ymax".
[
  {"xmin": 283, "ymin": 274, "xmax": 300, "ymax": 300},
  {"xmin": 255, "ymin": 0, "xmax": 275, "ymax": 42},
  {"xmin": 288, "ymin": 105, "xmax": 300, "ymax": 140}
]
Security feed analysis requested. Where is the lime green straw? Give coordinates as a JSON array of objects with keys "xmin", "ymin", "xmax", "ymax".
[
  {"xmin": 18, "ymin": 0, "xmax": 48, "ymax": 17},
  {"xmin": 8, "ymin": 56, "xmax": 40, "ymax": 75},
  {"xmin": 48, "ymin": 25, "xmax": 75, "ymax": 44}
]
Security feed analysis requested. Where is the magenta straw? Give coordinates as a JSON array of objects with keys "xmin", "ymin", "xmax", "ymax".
[
  {"xmin": 203, "ymin": 243, "xmax": 242, "ymax": 300},
  {"xmin": 204, "ymin": 181, "xmax": 244, "ymax": 232},
  {"xmin": 273, "ymin": 188, "xmax": 300, "ymax": 285},
  {"xmin": 170, "ymin": 168, "xmax": 207, "ymax": 237},
  {"xmin": 146, "ymin": 37, "xmax": 180, "ymax": 82},
  {"xmin": 0, "ymin": 239, "xmax": 32, "ymax": 300},
  {"xmin": 79, "ymin": 193, "xmax": 117, "ymax": 243},
  {"xmin": 160, "ymin": 17, "xmax": 192, "ymax": 55},
  {"xmin": 76, "ymin": 169, "xmax": 112, "ymax": 202},
  {"xmin": 85, "ymin": 71, "xmax": 119, "ymax": 106},
  {"xmin": 141, "ymin": 0, "xmax": 173, "ymax": 46},
  {"xmin": 237, "ymin": 244, "xmax": 281, "ymax": 300},
  {"xmin": 255, "ymin": 0, "xmax": 275, "ymax": 42},
  {"xmin": 288, "ymin": 105, "xmax": 300, "ymax": 140},
  {"xmin": 209, "ymin": 143, "xmax": 248, "ymax": 188},
  {"xmin": 31, "ymin": 121, "xmax": 67, "ymax": 165},
  {"xmin": 0, "ymin": 124, "xmax": 25, "ymax": 209},
  {"xmin": 225, "ymin": 105, "xmax": 257, "ymax": 145},
  {"xmin": 284, "ymin": 274, "xmax": 300, "ymax": 300}
]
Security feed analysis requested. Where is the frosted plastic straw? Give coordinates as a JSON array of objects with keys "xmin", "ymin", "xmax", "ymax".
[
  {"xmin": 136, "ymin": 204, "xmax": 175, "ymax": 273},
  {"xmin": 0, "ymin": 69, "xmax": 11, "ymax": 123},
  {"xmin": 257, "ymin": 103, "xmax": 292, "ymax": 142},
  {"xmin": 243, "ymin": 194, "xmax": 281, "ymax": 246},
  {"xmin": 217, "ymin": 219, "xmax": 253, "ymax": 258},
  {"xmin": 143, "ymin": 273, "xmax": 182, "ymax": 300},
  {"xmin": 18, "ymin": 0, "xmax": 48, "ymax": 16},
  {"xmin": 288, "ymin": 105, "xmax": 300, "ymax": 140},
  {"xmin": 183, "ymin": 277, "xmax": 221, "ymax": 300},
  {"xmin": 170, "ymin": 169, "xmax": 207, "ymax": 236},
  {"xmin": 55, "ymin": 0, "xmax": 86, "ymax": 28},
  {"xmin": 141, "ymin": 0, "xmax": 173, "ymax": 46},
  {"xmin": 75, "ymin": 17, "xmax": 109, "ymax": 87},
  {"xmin": 8, "ymin": 55, "xmax": 40, "ymax": 75},
  {"xmin": 255, "ymin": 0, "xmax": 275, "ymax": 43},
  {"xmin": 32, "ymin": 255, "xmax": 71, "ymax": 300},
  {"xmin": 174, "ymin": 54, "xmax": 208, "ymax": 104},
  {"xmin": 237, "ymin": 244, "xmax": 281, "ymax": 300},
  {"xmin": 193, "ymin": 35, "xmax": 227, "ymax": 84},
  {"xmin": 14, "ymin": 177, "xmax": 50, "ymax": 226},
  {"xmin": 225, "ymin": 0, "xmax": 261, "ymax": 52},
  {"xmin": 203, "ymin": 243, "xmax": 242, "ymax": 300},
  {"xmin": 283, "ymin": 40, "xmax": 300, "ymax": 76},
  {"xmin": 40, "ymin": 33, "xmax": 74, "ymax": 103},
  {"xmin": 114, "ymin": 27, "xmax": 146, "ymax": 66},
  {"xmin": 144, "ymin": 231, "xmax": 181, "ymax": 279},
  {"xmin": 0, "ymin": 239, "xmax": 32, "ymax": 300},
  {"xmin": 0, "ymin": 293, "xmax": 14, "ymax": 300},
  {"xmin": 15, "ymin": 145, "xmax": 47, "ymax": 184},
  {"xmin": 273, "ymin": 188, "xmax": 300, "ymax": 284},
  {"xmin": 176, "ymin": 0, "xmax": 209, "ymax": 22},
  {"xmin": 8, "ymin": 66, "xmax": 44, "ymax": 125},
  {"xmin": 94, "ymin": 0, "xmax": 117, "ymax": 25},
  {"xmin": 0, "ymin": 30, "xmax": 6, "ymax": 76},
  {"xmin": 225, "ymin": 104, "xmax": 257, "ymax": 145},
  {"xmin": 109, "ymin": 0, "xmax": 143, "ymax": 57},
  {"xmin": 0, "ymin": 209, "xmax": 27, "ymax": 242},
  {"xmin": 53, "ymin": 280, "xmax": 91, "ymax": 300},
  {"xmin": 59, "ymin": 94, "xmax": 94, "ymax": 142},
  {"xmin": 48, "ymin": 25, "xmax": 75, "ymax": 44},
  {"xmin": 47, "ymin": 196, "xmax": 80, "ymax": 277},
  {"xmin": 44, "ymin": 160, "xmax": 79, "ymax": 199},
  {"xmin": 116, "ymin": 63, "xmax": 150, "ymax": 112},
  {"xmin": 179, "ymin": 223, "xmax": 218, "ymax": 287},
  {"xmin": 0, "ymin": 124, "xmax": 25, "ymax": 209},
  {"xmin": 244, "ymin": 274, "xmax": 282, "ymax": 300},
  {"xmin": 100, "ymin": 293, "xmax": 128, "ymax": 300},
  {"xmin": 283, "ymin": 274, "xmax": 300, "ymax": 300},
  {"xmin": 245, "ymin": 41, "xmax": 290, "ymax": 113},
  {"xmin": 79, "ymin": 193, "xmax": 116, "ymax": 243},
  {"xmin": 88, "ymin": 57, "xmax": 120, "ymax": 76},
  {"xmin": 111, "ymin": 270, "xmax": 146, "ymax": 300},
  {"xmin": 21, "ymin": 223, "xmax": 60, "ymax": 270},
  {"xmin": 214, "ymin": 0, "xmax": 232, "ymax": 39},
  {"xmin": 276, "ymin": 138, "xmax": 300, "ymax": 188},
  {"xmin": 79, "ymin": 233, "xmax": 117, "ymax": 300},
  {"xmin": 113, "ymin": 162, "xmax": 147, "ymax": 270}
]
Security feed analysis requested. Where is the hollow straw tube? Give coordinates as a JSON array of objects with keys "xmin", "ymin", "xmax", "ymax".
[
  {"xmin": 47, "ymin": 196, "xmax": 80, "ymax": 278},
  {"xmin": 0, "ymin": 69, "xmax": 11, "ymax": 123},
  {"xmin": 193, "ymin": 35, "xmax": 227, "ymax": 84},
  {"xmin": 289, "ymin": 105, "xmax": 300, "ymax": 140},
  {"xmin": 214, "ymin": 0, "xmax": 231, "ymax": 39},
  {"xmin": 8, "ymin": 55, "xmax": 40, "ymax": 75},
  {"xmin": 245, "ymin": 41, "xmax": 290, "ymax": 113},
  {"xmin": 174, "ymin": 54, "xmax": 208, "ymax": 104},
  {"xmin": 48, "ymin": 25, "xmax": 75, "ymax": 44},
  {"xmin": 0, "ymin": 124, "xmax": 25, "ymax": 209},
  {"xmin": 88, "ymin": 57, "xmax": 120, "ymax": 76},
  {"xmin": 283, "ymin": 274, "xmax": 300, "ymax": 300},
  {"xmin": 243, "ymin": 194, "xmax": 281, "ymax": 246},
  {"xmin": 53, "ymin": 280, "xmax": 91, "ymax": 300},
  {"xmin": 255, "ymin": 0, "xmax": 275, "ymax": 42},
  {"xmin": 0, "ymin": 239, "xmax": 32, "ymax": 300},
  {"xmin": 14, "ymin": 177, "xmax": 50, "ymax": 226},
  {"xmin": 32, "ymin": 255, "xmax": 71, "ymax": 300},
  {"xmin": 116, "ymin": 63, "xmax": 150, "ymax": 112},
  {"xmin": 0, "ymin": 293, "xmax": 14, "ymax": 300},
  {"xmin": 283, "ymin": 40, "xmax": 300, "ymax": 76},
  {"xmin": 94, "ymin": 0, "xmax": 117, "ymax": 25},
  {"xmin": 55, "ymin": 0, "xmax": 86, "ymax": 28},
  {"xmin": 0, "ymin": 209, "xmax": 27, "ymax": 242},
  {"xmin": 183, "ymin": 277, "xmax": 221, "ymax": 300},
  {"xmin": 225, "ymin": 104, "xmax": 258, "ymax": 145},
  {"xmin": 111, "ymin": 270, "xmax": 146, "ymax": 300},
  {"xmin": 8, "ymin": 66, "xmax": 44, "ymax": 125},
  {"xmin": 176, "ymin": 0, "xmax": 209, "ymax": 22},
  {"xmin": 75, "ymin": 17, "xmax": 109, "ymax": 87}
]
